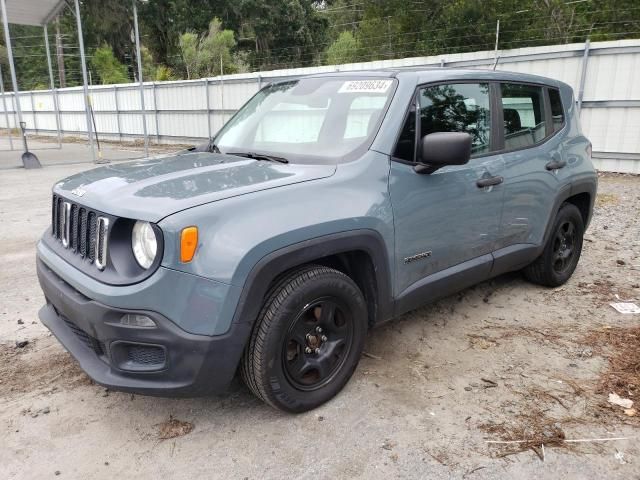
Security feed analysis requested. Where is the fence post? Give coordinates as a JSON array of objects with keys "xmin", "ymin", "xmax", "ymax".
[
  {"xmin": 219, "ymin": 66, "xmax": 225, "ymax": 124},
  {"xmin": 30, "ymin": 91, "xmax": 38, "ymax": 135},
  {"xmin": 577, "ymin": 38, "xmax": 590, "ymax": 116},
  {"xmin": 152, "ymin": 82, "xmax": 160, "ymax": 144},
  {"xmin": 113, "ymin": 85, "xmax": 122, "ymax": 143},
  {"xmin": 44, "ymin": 24, "xmax": 62, "ymax": 148},
  {"xmin": 132, "ymin": 0, "xmax": 149, "ymax": 156},
  {"xmin": 0, "ymin": 63, "xmax": 13, "ymax": 150},
  {"xmin": 204, "ymin": 78, "xmax": 211, "ymax": 139}
]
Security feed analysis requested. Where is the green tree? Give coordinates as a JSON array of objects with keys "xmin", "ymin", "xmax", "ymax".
[
  {"xmin": 139, "ymin": 0, "xmax": 221, "ymax": 70},
  {"xmin": 179, "ymin": 18, "xmax": 238, "ymax": 79},
  {"xmin": 154, "ymin": 65, "xmax": 178, "ymax": 81},
  {"xmin": 3, "ymin": 0, "xmax": 640, "ymax": 89},
  {"xmin": 235, "ymin": 0, "xmax": 329, "ymax": 69},
  {"xmin": 140, "ymin": 45, "xmax": 177, "ymax": 81},
  {"xmin": 140, "ymin": 0, "xmax": 329, "ymax": 72},
  {"xmin": 91, "ymin": 44, "xmax": 129, "ymax": 84},
  {"xmin": 179, "ymin": 32, "xmax": 199, "ymax": 79},
  {"xmin": 326, "ymin": 31, "xmax": 359, "ymax": 64},
  {"xmin": 141, "ymin": 46, "xmax": 156, "ymax": 80}
]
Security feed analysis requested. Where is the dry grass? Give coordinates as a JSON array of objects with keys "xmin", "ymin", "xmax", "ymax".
[
  {"xmin": 479, "ymin": 410, "xmax": 573, "ymax": 460},
  {"xmin": 577, "ymin": 279, "xmax": 636, "ymax": 305},
  {"xmin": 580, "ymin": 326, "xmax": 640, "ymax": 407},
  {"xmin": 466, "ymin": 324, "xmax": 567, "ymax": 351},
  {"xmin": 595, "ymin": 193, "xmax": 619, "ymax": 206}
]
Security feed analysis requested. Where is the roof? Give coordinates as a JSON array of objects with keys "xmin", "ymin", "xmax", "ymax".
[
  {"xmin": 3, "ymin": 0, "xmax": 66, "ymax": 26},
  {"xmin": 289, "ymin": 67, "xmax": 566, "ymax": 89}
]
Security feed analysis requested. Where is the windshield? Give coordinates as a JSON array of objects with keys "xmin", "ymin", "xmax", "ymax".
[{"xmin": 214, "ymin": 77, "xmax": 397, "ymax": 164}]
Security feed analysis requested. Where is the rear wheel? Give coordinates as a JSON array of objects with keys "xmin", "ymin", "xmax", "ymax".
[
  {"xmin": 523, "ymin": 203, "xmax": 584, "ymax": 287},
  {"xmin": 241, "ymin": 265, "xmax": 367, "ymax": 412}
]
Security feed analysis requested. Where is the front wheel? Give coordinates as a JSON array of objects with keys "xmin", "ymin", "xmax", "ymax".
[
  {"xmin": 523, "ymin": 202, "xmax": 584, "ymax": 287},
  {"xmin": 241, "ymin": 265, "xmax": 368, "ymax": 412}
]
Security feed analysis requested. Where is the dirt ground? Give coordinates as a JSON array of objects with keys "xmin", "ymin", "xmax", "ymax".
[{"xmin": 0, "ymin": 161, "xmax": 639, "ymax": 479}]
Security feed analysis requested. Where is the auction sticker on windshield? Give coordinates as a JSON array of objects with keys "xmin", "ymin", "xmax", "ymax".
[{"xmin": 338, "ymin": 79, "xmax": 393, "ymax": 94}]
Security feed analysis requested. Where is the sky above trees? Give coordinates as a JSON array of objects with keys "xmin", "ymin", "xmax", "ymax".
[{"xmin": 1, "ymin": 0, "xmax": 639, "ymax": 90}]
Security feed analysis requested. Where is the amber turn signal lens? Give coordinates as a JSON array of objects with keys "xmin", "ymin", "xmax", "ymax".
[{"xmin": 180, "ymin": 226, "xmax": 198, "ymax": 263}]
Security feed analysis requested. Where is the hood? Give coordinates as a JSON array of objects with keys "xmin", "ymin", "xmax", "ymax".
[{"xmin": 53, "ymin": 152, "xmax": 336, "ymax": 222}]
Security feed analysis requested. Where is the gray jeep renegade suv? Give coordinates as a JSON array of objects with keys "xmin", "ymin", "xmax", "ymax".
[{"xmin": 37, "ymin": 69, "xmax": 596, "ymax": 412}]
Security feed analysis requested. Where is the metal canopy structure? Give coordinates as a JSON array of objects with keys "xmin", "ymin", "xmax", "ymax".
[
  {"xmin": 2, "ymin": 0, "xmax": 65, "ymax": 26},
  {"xmin": 0, "ymin": 0, "xmax": 150, "ymax": 165}
]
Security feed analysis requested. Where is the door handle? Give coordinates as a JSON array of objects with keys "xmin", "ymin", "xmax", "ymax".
[
  {"xmin": 476, "ymin": 176, "xmax": 504, "ymax": 188},
  {"xmin": 545, "ymin": 159, "xmax": 567, "ymax": 170}
]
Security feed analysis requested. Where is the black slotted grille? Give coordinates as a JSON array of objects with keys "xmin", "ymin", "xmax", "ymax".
[
  {"xmin": 88, "ymin": 211, "xmax": 97, "ymax": 262},
  {"xmin": 70, "ymin": 204, "xmax": 78, "ymax": 251},
  {"xmin": 57, "ymin": 197, "xmax": 63, "ymax": 238},
  {"xmin": 51, "ymin": 194, "xmax": 107, "ymax": 268},
  {"xmin": 62, "ymin": 317, "xmax": 107, "ymax": 357},
  {"xmin": 97, "ymin": 220, "xmax": 106, "ymax": 265},
  {"xmin": 51, "ymin": 196, "xmax": 57, "ymax": 237},
  {"xmin": 79, "ymin": 207, "xmax": 88, "ymax": 257}
]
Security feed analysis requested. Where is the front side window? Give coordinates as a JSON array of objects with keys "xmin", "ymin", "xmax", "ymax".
[
  {"xmin": 393, "ymin": 83, "xmax": 492, "ymax": 162},
  {"xmin": 419, "ymin": 83, "xmax": 492, "ymax": 156},
  {"xmin": 215, "ymin": 77, "xmax": 396, "ymax": 164},
  {"xmin": 501, "ymin": 83, "xmax": 547, "ymax": 150}
]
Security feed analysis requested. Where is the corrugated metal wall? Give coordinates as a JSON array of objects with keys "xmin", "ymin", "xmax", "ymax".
[{"xmin": 1, "ymin": 39, "xmax": 639, "ymax": 173}]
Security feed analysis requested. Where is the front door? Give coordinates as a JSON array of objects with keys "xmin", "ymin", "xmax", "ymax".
[{"xmin": 389, "ymin": 82, "xmax": 505, "ymax": 300}]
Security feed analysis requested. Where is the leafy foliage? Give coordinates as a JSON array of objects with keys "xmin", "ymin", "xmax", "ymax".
[
  {"xmin": 326, "ymin": 32, "xmax": 359, "ymax": 65},
  {"xmin": 91, "ymin": 44, "xmax": 129, "ymax": 84},
  {"xmin": 1, "ymin": 0, "xmax": 640, "ymax": 89},
  {"xmin": 179, "ymin": 18, "xmax": 238, "ymax": 79}
]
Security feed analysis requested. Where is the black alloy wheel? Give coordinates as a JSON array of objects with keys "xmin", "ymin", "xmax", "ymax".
[
  {"xmin": 552, "ymin": 220, "xmax": 577, "ymax": 274},
  {"xmin": 282, "ymin": 297, "xmax": 354, "ymax": 391}
]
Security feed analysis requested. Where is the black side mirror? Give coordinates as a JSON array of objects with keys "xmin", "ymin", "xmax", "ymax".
[{"xmin": 414, "ymin": 132, "xmax": 472, "ymax": 174}]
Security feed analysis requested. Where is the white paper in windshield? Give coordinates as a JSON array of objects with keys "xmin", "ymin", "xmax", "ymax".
[{"xmin": 338, "ymin": 80, "xmax": 393, "ymax": 94}]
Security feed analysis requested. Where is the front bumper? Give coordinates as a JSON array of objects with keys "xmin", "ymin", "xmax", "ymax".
[{"xmin": 37, "ymin": 258, "xmax": 251, "ymax": 396}]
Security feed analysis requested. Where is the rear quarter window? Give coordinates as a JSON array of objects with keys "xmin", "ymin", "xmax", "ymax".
[{"xmin": 548, "ymin": 88, "xmax": 566, "ymax": 132}]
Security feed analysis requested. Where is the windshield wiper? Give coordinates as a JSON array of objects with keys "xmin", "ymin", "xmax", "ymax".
[{"xmin": 227, "ymin": 151, "xmax": 289, "ymax": 164}]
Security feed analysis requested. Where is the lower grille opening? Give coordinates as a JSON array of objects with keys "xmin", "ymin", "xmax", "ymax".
[
  {"xmin": 111, "ymin": 342, "xmax": 167, "ymax": 372},
  {"xmin": 62, "ymin": 317, "xmax": 108, "ymax": 358},
  {"xmin": 127, "ymin": 345, "xmax": 166, "ymax": 366}
]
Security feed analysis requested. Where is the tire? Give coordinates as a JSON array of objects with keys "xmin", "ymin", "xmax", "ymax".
[
  {"xmin": 523, "ymin": 202, "xmax": 584, "ymax": 287},
  {"xmin": 241, "ymin": 265, "xmax": 367, "ymax": 413}
]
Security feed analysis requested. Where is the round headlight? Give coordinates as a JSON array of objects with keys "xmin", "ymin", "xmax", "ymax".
[{"xmin": 132, "ymin": 221, "xmax": 157, "ymax": 269}]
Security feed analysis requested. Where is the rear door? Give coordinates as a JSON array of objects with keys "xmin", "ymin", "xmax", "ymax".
[
  {"xmin": 495, "ymin": 82, "xmax": 567, "ymax": 250},
  {"xmin": 389, "ymin": 82, "xmax": 505, "ymax": 298}
]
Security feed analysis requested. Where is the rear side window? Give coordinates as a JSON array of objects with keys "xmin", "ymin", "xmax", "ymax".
[
  {"xmin": 548, "ymin": 88, "xmax": 565, "ymax": 132},
  {"xmin": 501, "ymin": 83, "xmax": 547, "ymax": 150}
]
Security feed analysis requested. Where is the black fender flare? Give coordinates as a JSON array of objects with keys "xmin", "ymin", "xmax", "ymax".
[
  {"xmin": 230, "ymin": 229, "xmax": 394, "ymax": 329},
  {"xmin": 541, "ymin": 174, "xmax": 597, "ymax": 246}
]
